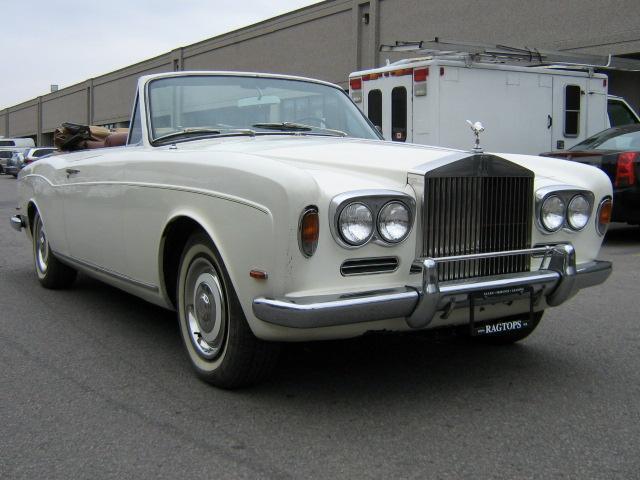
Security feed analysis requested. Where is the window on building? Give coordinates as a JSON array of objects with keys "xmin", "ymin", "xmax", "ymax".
[
  {"xmin": 367, "ymin": 90, "xmax": 382, "ymax": 130},
  {"xmin": 391, "ymin": 87, "xmax": 407, "ymax": 142},
  {"xmin": 564, "ymin": 85, "xmax": 581, "ymax": 137}
]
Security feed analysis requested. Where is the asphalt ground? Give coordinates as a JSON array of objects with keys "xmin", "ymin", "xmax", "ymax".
[{"xmin": 1, "ymin": 173, "xmax": 639, "ymax": 479}]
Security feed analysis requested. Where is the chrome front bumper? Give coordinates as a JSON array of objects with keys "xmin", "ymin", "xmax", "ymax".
[{"xmin": 252, "ymin": 245, "xmax": 612, "ymax": 329}]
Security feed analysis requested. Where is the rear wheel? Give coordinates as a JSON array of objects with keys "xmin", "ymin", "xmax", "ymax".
[
  {"xmin": 176, "ymin": 232, "xmax": 279, "ymax": 388},
  {"xmin": 32, "ymin": 212, "xmax": 77, "ymax": 289}
]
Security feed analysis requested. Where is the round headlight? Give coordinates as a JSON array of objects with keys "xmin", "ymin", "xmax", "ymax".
[
  {"xmin": 567, "ymin": 195, "xmax": 590, "ymax": 230},
  {"xmin": 541, "ymin": 195, "xmax": 565, "ymax": 232},
  {"xmin": 339, "ymin": 202, "xmax": 373, "ymax": 246},
  {"xmin": 378, "ymin": 201, "xmax": 411, "ymax": 243}
]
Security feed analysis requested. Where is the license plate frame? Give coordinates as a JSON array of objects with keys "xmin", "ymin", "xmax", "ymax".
[{"xmin": 469, "ymin": 285, "xmax": 535, "ymax": 337}]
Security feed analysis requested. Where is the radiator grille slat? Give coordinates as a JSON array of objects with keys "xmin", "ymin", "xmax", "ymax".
[{"xmin": 423, "ymin": 175, "xmax": 533, "ymax": 282}]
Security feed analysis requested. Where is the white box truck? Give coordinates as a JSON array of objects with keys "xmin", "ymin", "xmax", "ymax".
[{"xmin": 348, "ymin": 41, "xmax": 640, "ymax": 154}]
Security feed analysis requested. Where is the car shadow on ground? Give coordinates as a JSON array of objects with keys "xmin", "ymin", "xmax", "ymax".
[{"xmin": 72, "ymin": 274, "xmax": 577, "ymax": 400}]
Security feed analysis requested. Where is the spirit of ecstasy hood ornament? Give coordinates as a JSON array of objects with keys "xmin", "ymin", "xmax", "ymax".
[{"xmin": 466, "ymin": 120, "xmax": 485, "ymax": 153}]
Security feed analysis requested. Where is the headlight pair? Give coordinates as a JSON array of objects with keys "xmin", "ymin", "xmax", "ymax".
[
  {"xmin": 538, "ymin": 189, "xmax": 594, "ymax": 233},
  {"xmin": 332, "ymin": 191, "xmax": 415, "ymax": 248}
]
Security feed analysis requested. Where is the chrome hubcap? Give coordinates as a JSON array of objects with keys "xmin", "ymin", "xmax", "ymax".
[
  {"xmin": 35, "ymin": 218, "xmax": 49, "ymax": 274},
  {"xmin": 185, "ymin": 258, "xmax": 226, "ymax": 360}
]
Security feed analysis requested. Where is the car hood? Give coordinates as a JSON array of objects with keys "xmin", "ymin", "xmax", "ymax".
[{"xmin": 185, "ymin": 135, "xmax": 589, "ymax": 185}]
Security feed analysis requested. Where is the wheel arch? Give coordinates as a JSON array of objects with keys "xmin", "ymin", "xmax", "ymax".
[
  {"xmin": 158, "ymin": 213, "xmax": 234, "ymax": 310},
  {"xmin": 27, "ymin": 199, "xmax": 42, "ymax": 237}
]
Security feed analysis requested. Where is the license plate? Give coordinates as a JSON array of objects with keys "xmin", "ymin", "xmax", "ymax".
[{"xmin": 469, "ymin": 286, "xmax": 534, "ymax": 336}]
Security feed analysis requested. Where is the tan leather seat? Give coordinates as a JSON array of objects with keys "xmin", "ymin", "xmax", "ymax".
[{"xmin": 104, "ymin": 132, "xmax": 128, "ymax": 147}]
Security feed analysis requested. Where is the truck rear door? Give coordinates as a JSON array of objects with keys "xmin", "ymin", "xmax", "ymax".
[
  {"xmin": 552, "ymin": 76, "xmax": 589, "ymax": 150},
  {"xmin": 361, "ymin": 72, "xmax": 413, "ymax": 142}
]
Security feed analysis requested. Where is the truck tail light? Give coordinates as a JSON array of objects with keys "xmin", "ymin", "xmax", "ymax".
[
  {"xmin": 299, "ymin": 207, "xmax": 319, "ymax": 258},
  {"xmin": 413, "ymin": 68, "xmax": 428, "ymax": 82},
  {"xmin": 615, "ymin": 152, "xmax": 637, "ymax": 187},
  {"xmin": 349, "ymin": 77, "xmax": 362, "ymax": 90},
  {"xmin": 349, "ymin": 77, "xmax": 362, "ymax": 103},
  {"xmin": 414, "ymin": 68, "xmax": 428, "ymax": 96}
]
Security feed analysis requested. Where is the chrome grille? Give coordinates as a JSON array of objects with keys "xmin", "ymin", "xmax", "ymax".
[{"xmin": 422, "ymin": 157, "xmax": 533, "ymax": 282}]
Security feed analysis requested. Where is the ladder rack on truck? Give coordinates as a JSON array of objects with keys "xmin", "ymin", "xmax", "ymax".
[{"xmin": 379, "ymin": 39, "xmax": 640, "ymax": 73}]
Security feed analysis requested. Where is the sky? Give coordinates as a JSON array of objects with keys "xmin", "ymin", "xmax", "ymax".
[{"xmin": 0, "ymin": 0, "xmax": 324, "ymax": 108}]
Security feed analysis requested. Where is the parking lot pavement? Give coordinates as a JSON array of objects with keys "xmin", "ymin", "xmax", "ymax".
[{"xmin": 1, "ymin": 173, "xmax": 639, "ymax": 479}]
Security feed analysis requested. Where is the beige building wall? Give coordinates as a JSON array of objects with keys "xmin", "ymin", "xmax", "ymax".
[
  {"xmin": 7, "ymin": 101, "xmax": 38, "ymax": 138},
  {"xmin": 42, "ymin": 85, "xmax": 89, "ymax": 133}
]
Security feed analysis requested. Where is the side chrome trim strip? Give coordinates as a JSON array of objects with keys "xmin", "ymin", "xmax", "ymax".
[
  {"xmin": 53, "ymin": 251, "xmax": 159, "ymax": 293},
  {"xmin": 22, "ymin": 174, "xmax": 269, "ymax": 214}
]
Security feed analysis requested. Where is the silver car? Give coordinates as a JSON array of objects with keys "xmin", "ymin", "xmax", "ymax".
[{"xmin": 5, "ymin": 150, "xmax": 29, "ymax": 177}]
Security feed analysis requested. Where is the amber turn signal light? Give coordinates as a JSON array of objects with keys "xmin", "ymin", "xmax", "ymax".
[
  {"xmin": 596, "ymin": 198, "xmax": 612, "ymax": 236},
  {"xmin": 299, "ymin": 206, "xmax": 319, "ymax": 257}
]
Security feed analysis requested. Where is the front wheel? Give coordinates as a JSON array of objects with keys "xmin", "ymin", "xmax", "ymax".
[
  {"xmin": 176, "ymin": 232, "xmax": 279, "ymax": 388},
  {"xmin": 32, "ymin": 212, "xmax": 77, "ymax": 289}
]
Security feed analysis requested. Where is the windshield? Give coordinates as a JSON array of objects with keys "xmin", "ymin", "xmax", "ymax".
[
  {"xmin": 608, "ymin": 100, "xmax": 639, "ymax": 127},
  {"xmin": 147, "ymin": 75, "xmax": 380, "ymax": 142},
  {"xmin": 571, "ymin": 128, "xmax": 640, "ymax": 151}
]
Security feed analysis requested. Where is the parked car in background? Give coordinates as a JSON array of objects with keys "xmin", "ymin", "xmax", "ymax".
[
  {"xmin": 607, "ymin": 95, "xmax": 640, "ymax": 127},
  {"xmin": 12, "ymin": 71, "xmax": 613, "ymax": 388},
  {"xmin": 0, "ymin": 139, "xmax": 38, "ymax": 175},
  {"xmin": 0, "ymin": 150, "xmax": 13, "ymax": 174},
  {"xmin": 21, "ymin": 147, "xmax": 58, "ymax": 166},
  {"xmin": 541, "ymin": 124, "xmax": 640, "ymax": 225},
  {"xmin": 5, "ymin": 150, "xmax": 28, "ymax": 177}
]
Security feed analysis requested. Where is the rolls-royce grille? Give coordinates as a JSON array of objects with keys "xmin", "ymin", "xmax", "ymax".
[{"xmin": 423, "ymin": 174, "xmax": 533, "ymax": 282}]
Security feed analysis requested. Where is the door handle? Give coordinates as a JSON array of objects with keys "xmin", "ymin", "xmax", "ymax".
[
  {"xmin": 65, "ymin": 168, "xmax": 80, "ymax": 178},
  {"xmin": 547, "ymin": 115, "xmax": 553, "ymax": 129}
]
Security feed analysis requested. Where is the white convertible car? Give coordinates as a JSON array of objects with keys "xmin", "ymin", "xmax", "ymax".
[{"xmin": 11, "ymin": 71, "xmax": 613, "ymax": 388}]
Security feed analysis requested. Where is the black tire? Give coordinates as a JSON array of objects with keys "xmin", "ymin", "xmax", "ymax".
[
  {"xmin": 11, "ymin": 173, "xmax": 18, "ymax": 178},
  {"xmin": 176, "ymin": 232, "xmax": 280, "ymax": 389},
  {"xmin": 468, "ymin": 311, "xmax": 544, "ymax": 345},
  {"xmin": 32, "ymin": 212, "xmax": 77, "ymax": 289}
]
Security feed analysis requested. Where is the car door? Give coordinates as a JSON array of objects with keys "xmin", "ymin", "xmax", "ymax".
[{"xmin": 58, "ymin": 151, "xmax": 126, "ymax": 274}]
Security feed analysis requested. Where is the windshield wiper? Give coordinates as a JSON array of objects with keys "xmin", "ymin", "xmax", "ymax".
[
  {"xmin": 251, "ymin": 122, "xmax": 347, "ymax": 137},
  {"xmin": 153, "ymin": 128, "xmax": 222, "ymax": 144},
  {"xmin": 152, "ymin": 127, "xmax": 257, "ymax": 145}
]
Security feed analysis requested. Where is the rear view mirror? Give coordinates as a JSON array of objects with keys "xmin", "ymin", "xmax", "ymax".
[{"xmin": 238, "ymin": 96, "xmax": 281, "ymax": 108}]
